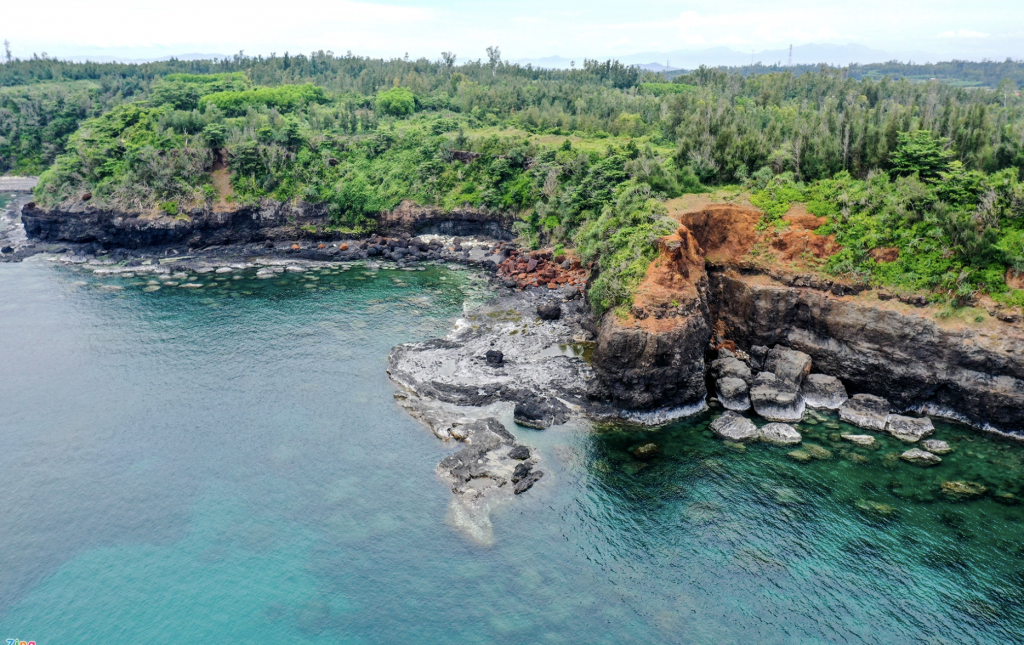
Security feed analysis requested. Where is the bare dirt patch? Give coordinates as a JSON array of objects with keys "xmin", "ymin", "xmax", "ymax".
[
  {"xmin": 677, "ymin": 205, "xmax": 762, "ymax": 263},
  {"xmin": 211, "ymin": 152, "xmax": 233, "ymax": 212},
  {"xmin": 869, "ymin": 247, "xmax": 900, "ymax": 263},
  {"xmin": 782, "ymin": 203, "xmax": 826, "ymax": 230}
]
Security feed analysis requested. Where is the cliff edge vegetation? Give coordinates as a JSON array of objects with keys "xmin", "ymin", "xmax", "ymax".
[{"xmin": 6, "ymin": 52, "xmax": 1024, "ymax": 309}]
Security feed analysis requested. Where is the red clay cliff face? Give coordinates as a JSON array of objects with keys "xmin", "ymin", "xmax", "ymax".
[{"xmin": 590, "ymin": 202, "xmax": 1024, "ymax": 434}]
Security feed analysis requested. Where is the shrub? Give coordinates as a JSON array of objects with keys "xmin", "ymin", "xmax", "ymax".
[
  {"xmin": 200, "ymin": 83, "xmax": 327, "ymax": 116},
  {"xmin": 576, "ymin": 182, "xmax": 678, "ymax": 315},
  {"xmin": 376, "ymin": 87, "xmax": 416, "ymax": 117}
]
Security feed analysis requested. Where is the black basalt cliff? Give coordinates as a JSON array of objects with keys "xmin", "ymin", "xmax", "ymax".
[{"xmin": 20, "ymin": 198, "xmax": 513, "ymax": 249}]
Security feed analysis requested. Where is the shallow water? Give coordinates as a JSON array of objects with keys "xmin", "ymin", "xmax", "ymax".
[{"xmin": 1, "ymin": 260, "xmax": 1023, "ymax": 644}]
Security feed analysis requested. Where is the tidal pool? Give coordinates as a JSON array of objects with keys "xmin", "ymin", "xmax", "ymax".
[{"xmin": 0, "ymin": 259, "xmax": 1022, "ymax": 644}]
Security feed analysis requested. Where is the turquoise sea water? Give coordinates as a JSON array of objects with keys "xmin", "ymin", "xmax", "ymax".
[{"xmin": 1, "ymin": 260, "xmax": 1023, "ymax": 645}]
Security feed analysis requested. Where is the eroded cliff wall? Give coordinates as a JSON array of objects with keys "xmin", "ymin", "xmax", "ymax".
[{"xmin": 591, "ymin": 204, "xmax": 1024, "ymax": 435}]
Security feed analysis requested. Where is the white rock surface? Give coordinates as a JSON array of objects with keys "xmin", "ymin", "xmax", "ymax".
[
  {"xmin": 759, "ymin": 422, "xmax": 802, "ymax": 445},
  {"xmin": 886, "ymin": 415, "xmax": 935, "ymax": 443},
  {"xmin": 839, "ymin": 394, "xmax": 890, "ymax": 431},
  {"xmin": 709, "ymin": 411, "xmax": 759, "ymax": 442}
]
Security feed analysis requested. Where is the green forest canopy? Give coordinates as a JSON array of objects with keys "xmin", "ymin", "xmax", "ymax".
[{"xmin": 3, "ymin": 52, "xmax": 1024, "ymax": 312}]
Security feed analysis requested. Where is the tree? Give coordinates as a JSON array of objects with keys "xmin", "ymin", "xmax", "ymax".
[
  {"xmin": 890, "ymin": 130, "xmax": 955, "ymax": 181},
  {"xmin": 440, "ymin": 51, "xmax": 456, "ymax": 78},
  {"xmin": 486, "ymin": 46, "xmax": 501, "ymax": 78},
  {"xmin": 376, "ymin": 87, "xmax": 415, "ymax": 116},
  {"xmin": 3, "ymin": 40, "xmax": 11, "ymax": 64}
]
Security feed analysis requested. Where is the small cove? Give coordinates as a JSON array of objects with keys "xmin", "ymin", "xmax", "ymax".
[{"xmin": 0, "ymin": 259, "xmax": 1023, "ymax": 644}]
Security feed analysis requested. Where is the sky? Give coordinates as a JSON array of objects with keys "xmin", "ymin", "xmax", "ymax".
[{"xmin": 5, "ymin": 0, "xmax": 1024, "ymax": 65}]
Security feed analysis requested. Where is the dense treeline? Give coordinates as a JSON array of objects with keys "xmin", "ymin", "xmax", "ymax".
[
  {"xmin": 666, "ymin": 68, "xmax": 1024, "ymax": 184},
  {"xmin": 667, "ymin": 59, "xmax": 1024, "ymax": 88},
  {"xmin": 7, "ymin": 52, "xmax": 1024, "ymax": 311}
]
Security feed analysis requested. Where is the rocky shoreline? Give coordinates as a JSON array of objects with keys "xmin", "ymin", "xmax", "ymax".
[{"xmin": 7, "ymin": 197, "xmax": 1024, "ymax": 541}]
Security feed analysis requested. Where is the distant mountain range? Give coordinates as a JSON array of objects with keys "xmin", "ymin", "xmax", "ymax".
[
  {"xmin": 48, "ymin": 43, "xmax": 956, "ymax": 71},
  {"xmin": 512, "ymin": 43, "xmax": 943, "ymax": 71}
]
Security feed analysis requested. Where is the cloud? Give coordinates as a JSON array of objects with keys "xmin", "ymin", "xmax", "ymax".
[{"xmin": 938, "ymin": 29, "xmax": 991, "ymax": 38}]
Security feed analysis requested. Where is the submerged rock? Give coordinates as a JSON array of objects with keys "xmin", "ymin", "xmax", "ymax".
[
  {"xmin": 632, "ymin": 443, "xmax": 661, "ymax": 460},
  {"xmin": 839, "ymin": 394, "xmax": 891, "ymax": 431},
  {"xmin": 885, "ymin": 415, "xmax": 935, "ymax": 443},
  {"xmin": 941, "ymin": 480, "xmax": 988, "ymax": 499},
  {"xmin": 716, "ymin": 377, "xmax": 751, "ymax": 411},
  {"xmin": 763, "ymin": 345, "xmax": 812, "ymax": 387},
  {"xmin": 802, "ymin": 374, "xmax": 848, "ymax": 409},
  {"xmin": 710, "ymin": 411, "xmax": 759, "ymax": 442},
  {"xmin": 900, "ymin": 448, "xmax": 942, "ymax": 466},
  {"xmin": 922, "ymin": 439, "xmax": 952, "ymax": 455},
  {"xmin": 803, "ymin": 443, "xmax": 833, "ymax": 459},
  {"xmin": 759, "ymin": 422, "xmax": 802, "ymax": 445},
  {"xmin": 841, "ymin": 434, "xmax": 876, "ymax": 446},
  {"xmin": 749, "ymin": 372, "xmax": 805, "ymax": 422},
  {"xmin": 855, "ymin": 499, "xmax": 899, "ymax": 517},
  {"xmin": 787, "ymin": 449, "xmax": 812, "ymax": 462}
]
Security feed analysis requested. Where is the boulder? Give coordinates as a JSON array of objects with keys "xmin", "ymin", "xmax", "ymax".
[
  {"xmin": 839, "ymin": 394, "xmax": 891, "ymax": 431},
  {"xmin": 900, "ymin": 448, "xmax": 941, "ymax": 466},
  {"xmin": 759, "ymin": 422, "xmax": 802, "ymax": 445},
  {"xmin": 749, "ymin": 372, "xmax": 805, "ymax": 422},
  {"xmin": 536, "ymin": 303, "xmax": 561, "ymax": 320},
  {"xmin": 748, "ymin": 345, "xmax": 768, "ymax": 371},
  {"xmin": 710, "ymin": 411, "xmax": 759, "ymax": 442},
  {"xmin": 514, "ymin": 470, "xmax": 544, "ymax": 494},
  {"xmin": 710, "ymin": 356, "xmax": 752, "ymax": 385},
  {"xmin": 885, "ymin": 415, "xmax": 935, "ymax": 443},
  {"xmin": 513, "ymin": 394, "xmax": 570, "ymax": 429},
  {"xmin": 512, "ymin": 462, "xmax": 533, "ymax": 483},
  {"xmin": 485, "ymin": 349, "xmax": 504, "ymax": 366},
  {"xmin": 841, "ymin": 434, "xmax": 876, "ymax": 446},
  {"xmin": 764, "ymin": 345, "xmax": 812, "ymax": 387},
  {"xmin": 802, "ymin": 374, "xmax": 848, "ymax": 409},
  {"xmin": 507, "ymin": 445, "xmax": 531, "ymax": 460},
  {"xmin": 716, "ymin": 377, "xmax": 751, "ymax": 411},
  {"xmin": 922, "ymin": 439, "xmax": 951, "ymax": 455}
]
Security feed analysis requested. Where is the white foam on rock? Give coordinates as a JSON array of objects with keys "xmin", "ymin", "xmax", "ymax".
[{"xmin": 619, "ymin": 400, "xmax": 708, "ymax": 425}]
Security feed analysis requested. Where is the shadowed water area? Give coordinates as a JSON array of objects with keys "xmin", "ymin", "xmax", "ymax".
[{"xmin": 1, "ymin": 259, "xmax": 1023, "ymax": 644}]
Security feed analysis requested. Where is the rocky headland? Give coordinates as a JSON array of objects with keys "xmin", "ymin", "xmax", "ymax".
[{"xmin": 8, "ymin": 194, "xmax": 1024, "ymax": 541}]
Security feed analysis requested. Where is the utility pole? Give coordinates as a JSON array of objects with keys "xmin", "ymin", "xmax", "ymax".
[{"xmin": 788, "ymin": 44, "xmax": 793, "ymax": 67}]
